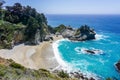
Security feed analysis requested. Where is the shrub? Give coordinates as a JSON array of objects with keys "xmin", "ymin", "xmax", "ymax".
[
  {"xmin": 0, "ymin": 70, "xmax": 5, "ymax": 76},
  {"xmin": 9, "ymin": 62, "xmax": 25, "ymax": 70},
  {"xmin": 57, "ymin": 70, "xmax": 69, "ymax": 78},
  {"xmin": 39, "ymin": 68, "xmax": 50, "ymax": 73},
  {"xmin": 0, "ymin": 64, "xmax": 6, "ymax": 76}
]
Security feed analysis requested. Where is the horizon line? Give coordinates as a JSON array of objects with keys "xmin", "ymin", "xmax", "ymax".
[{"xmin": 45, "ymin": 13, "xmax": 120, "ymax": 15}]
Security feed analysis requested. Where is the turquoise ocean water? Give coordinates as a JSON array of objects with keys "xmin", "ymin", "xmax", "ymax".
[{"xmin": 46, "ymin": 14, "xmax": 120, "ymax": 79}]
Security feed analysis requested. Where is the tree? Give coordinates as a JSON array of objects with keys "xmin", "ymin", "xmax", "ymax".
[
  {"xmin": 48, "ymin": 25, "xmax": 54, "ymax": 34},
  {"xmin": 4, "ymin": 3, "xmax": 22, "ymax": 23},
  {"xmin": 0, "ymin": 0, "xmax": 5, "ymax": 20},
  {"xmin": 25, "ymin": 17, "xmax": 39, "ymax": 41}
]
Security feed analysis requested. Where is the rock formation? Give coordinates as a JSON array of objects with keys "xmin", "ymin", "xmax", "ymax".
[
  {"xmin": 83, "ymin": 49, "xmax": 103, "ymax": 54},
  {"xmin": 60, "ymin": 25, "xmax": 96, "ymax": 41},
  {"xmin": 69, "ymin": 25, "xmax": 96, "ymax": 41},
  {"xmin": 115, "ymin": 60, "xmax": 120, "ymax": 72}
]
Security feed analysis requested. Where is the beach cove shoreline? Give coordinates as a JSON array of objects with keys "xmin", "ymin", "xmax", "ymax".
[
  {"xmin": 0, "ymin": 35, "xmax": 99, "ymax": 80},
  {"xmin": 0, "ymin": 35, "xmax": 63, "ymax": 70}
]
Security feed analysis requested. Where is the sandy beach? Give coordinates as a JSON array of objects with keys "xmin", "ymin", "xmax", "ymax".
[{"xmin": 0, "ymin": 35, "xmax": 63, "ymax": 70}]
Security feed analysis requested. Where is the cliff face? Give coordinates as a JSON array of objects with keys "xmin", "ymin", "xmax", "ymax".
[
  {"xmin": 62, "ymin": 27, "xmax": 75, "ymax": 38},
  {"xmin": 0, "ymin": 22, "xmax": 26, "ymax": 49}
]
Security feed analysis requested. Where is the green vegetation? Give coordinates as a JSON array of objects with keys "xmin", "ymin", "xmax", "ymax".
[
  {"xmin": 10, "ymin": 62, "xmax": 25, "ymax": 70},
  {"xmin": 58, "ymin": 70, "xmax": 69, "ymax": 78},
  {"xmin": 25, "ymin": 16, "xmax": 39, "ymax": 41},
  {"xmin": 75, "ymin": 25, "xmax": 94, "ymax": 36},
  {"xmin": 54, "ymin": 24, "xmax": 66, "ymax": 33},
  {"xmin": 0, "ymin": 21, "xmax": 25, "ymax": 48},
  {"xmin": 0, "ymin": 57, "xmax": 77, "ymax": 80},
  {"xmin": 0, "ymin": 1, "xmax": 50, "ymax": 48}
]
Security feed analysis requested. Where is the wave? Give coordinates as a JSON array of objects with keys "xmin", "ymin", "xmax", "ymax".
[
  {"xmin": 52, "ymin": 39, "xmax": 72, "ymax": 72},
  {"xmin": 95, "ymin": 34, "xmax": 109, "ymax": 40},
  {"xmin": 70, "ymin": 60, "xmax": 102, "ymax": 79},
  {"xmin": 53, "ymin": 39, "xmax": 103, "ymax": 79},
  {"xmin": 75, "ymin": 47, "xmax": 87, "ymax": 54}
]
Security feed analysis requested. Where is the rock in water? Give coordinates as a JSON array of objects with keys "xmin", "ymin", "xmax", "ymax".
[
  {"xmin": 84, "ymin": 50, "xmax": 95, "ymax": 54},
  {"xmin": 69, "ymin": 25, "xmax": 96, "ymax": 41},
  {"xmin": 115, "ymin": 61, "xmax": 120, "ymax": 72}
]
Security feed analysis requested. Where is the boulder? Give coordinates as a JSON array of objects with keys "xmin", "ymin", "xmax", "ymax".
[
  {"xmin": 115, "ymin": 61, "xmax": 120, "ymax": 72},
  {"xmin": 84, "ymin": 50, "xmax": 96, "ymax": 54},
  {"xmin": 83, "ymin": 49, "xmax": 103, "ymax": 54}
]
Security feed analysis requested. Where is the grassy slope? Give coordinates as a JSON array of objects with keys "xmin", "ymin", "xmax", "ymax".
[{"xmin": 0, "ymin": 57, "xmax": 78, "ymax": 80}]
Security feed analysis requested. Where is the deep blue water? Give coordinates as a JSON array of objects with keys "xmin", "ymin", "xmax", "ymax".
[
  {"xmin": 46, "ymin": 14, "xmax": 120, "ymax": 79},
  {"xmin": 46, "ymin": 14, "xmax": 120, "ymax": 33}
]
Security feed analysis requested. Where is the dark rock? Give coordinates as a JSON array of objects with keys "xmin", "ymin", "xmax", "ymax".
[
  {"xmin": 90, "ymin": 77, "xmax": 95, "ymax": 80},
  {"xmin": 69, "ymin": 25, "xmax": 96, "ymax": 41},
  {"xmin": 84, "ymin": 50, "xmax": 95, "ymax": 54},
  {"xmin": 115, "ymin": 60, "xmax": 120, "ymax": 72},
  {"xmin": 84, "ymin": 49, "xmax": 103, "ymax": 55}
]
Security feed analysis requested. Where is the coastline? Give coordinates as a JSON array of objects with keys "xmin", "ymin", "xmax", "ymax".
[
  {"xmin": 0, "ymin": 35, "xmax": 63, "ymax": 70},
  {"xmin": 0, "ymin": 34, "xmax": 109, "ymax": 79}
]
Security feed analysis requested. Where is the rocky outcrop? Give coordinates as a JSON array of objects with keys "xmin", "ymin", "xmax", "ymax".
[
  {"xmin": 62, "ymin": 27, "xmax": 75, "ymax": 38},
  {"xmin": 44, "ymin": 34, "xmax": 53, "ymax": 41},
  {"xmin": 83, "ymin": 49, "xmax": 103, "ymax": 54},
  {"xmin": 69, "ymin": 25, "xmax": 96, "ymax": 41},
  {"xmin": 60, "ymin": 25, "xmax": 96, "ymax": 41},
  {"xmin": 115, "ymin": 60, "xmax": 120, "ymax": 72}
]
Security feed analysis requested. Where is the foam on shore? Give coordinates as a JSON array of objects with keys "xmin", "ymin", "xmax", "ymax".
[
  {"xmin": 52, "ymin": 39, "xmax": 102, "ymax": 79},
  {"xmin": 52, "ymin": 39, "xmax": 72, "ymax": 72}
]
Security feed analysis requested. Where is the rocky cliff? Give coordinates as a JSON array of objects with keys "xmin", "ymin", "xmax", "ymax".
[
  {"xmin": 58, "ymin": 25, "xmax": 96, "ymax": 41},
  {"xmin": 69, "ymin": 25, "xmax": 96, "ymax": 41}
]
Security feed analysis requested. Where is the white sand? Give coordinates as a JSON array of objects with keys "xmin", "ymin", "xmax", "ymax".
[{"xmin": 0, "ymin": 35, "xmax": 63, "ymax": 70}]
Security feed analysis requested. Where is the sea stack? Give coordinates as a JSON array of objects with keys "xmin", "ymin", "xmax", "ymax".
[{"xmin": 69, "ymin": 25, "xmax": 96, "ymax": 41}]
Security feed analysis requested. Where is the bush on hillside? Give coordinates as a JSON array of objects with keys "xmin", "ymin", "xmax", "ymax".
[
  {"xmin": 10, "ymin": 62, "xmax": 25, "ymax": 70},
  {"xmin": 58, "ymin": 70, "xmax": 69, "ymax": 78}
]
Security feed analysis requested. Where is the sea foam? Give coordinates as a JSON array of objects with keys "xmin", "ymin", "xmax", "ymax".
[
  {"xmin": 95, "ymin": 34, "xmax": 109, "ymax": 40},
  {"xmin": 53, "ymin": 39, "xmax": 102, "ymax": 79},
  {"xmin": 52, "ymin": 39, "xmax": 72, "ymax": 71},
  {"xmin": 75, "ymin": 47, "xmax": 104, "ymax": 55}
]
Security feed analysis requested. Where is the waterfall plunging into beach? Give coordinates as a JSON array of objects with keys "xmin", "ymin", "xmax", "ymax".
[{"xmin": 35, "ymin": 29, "xmax": 40, "ymax": 45}]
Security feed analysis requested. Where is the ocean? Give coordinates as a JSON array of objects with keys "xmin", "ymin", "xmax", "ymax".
[{"xmin": 46, "ymin": 14, "xmax": 120, "ymax": 79}]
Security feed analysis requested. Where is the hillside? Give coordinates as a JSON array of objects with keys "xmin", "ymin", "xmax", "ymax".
[
  {"xmin": 0, "ymin": 57, "xmax": 79, "ymax": 80},
  {"xmin": 0, "ymin": 2, "xmax": 50, "ymax": 48}
]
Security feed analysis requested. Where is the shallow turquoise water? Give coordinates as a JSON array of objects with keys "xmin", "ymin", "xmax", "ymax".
[
  {"xmin": 47, "ymin": 15, "xmax": 120, "ymax": 79},
  {"xmin": 57, "ymin": 32, "xmax": 120, "ymax": 79}
]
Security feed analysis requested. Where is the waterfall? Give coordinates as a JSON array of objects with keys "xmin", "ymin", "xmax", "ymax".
[{"xmin": 35, "ymin": 29, "xmax": 40, "ymax": 45}]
